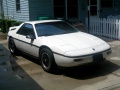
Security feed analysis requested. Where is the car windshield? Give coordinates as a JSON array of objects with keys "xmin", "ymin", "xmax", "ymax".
[{"xmin": 35, "ymin": 21, "xmax": 79, "ymax": 37}]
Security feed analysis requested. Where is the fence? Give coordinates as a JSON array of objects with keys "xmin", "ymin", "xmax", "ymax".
[{"xmin": 85, "ymin": 17, "xmax": 120, "ymax": 40}]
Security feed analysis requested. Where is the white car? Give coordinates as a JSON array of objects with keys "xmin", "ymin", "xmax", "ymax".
[{"xmin": 7, "ymin": 20, "xmax": 111, "ymax": 72}]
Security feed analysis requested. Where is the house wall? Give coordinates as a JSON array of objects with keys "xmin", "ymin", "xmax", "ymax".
[
  {"xmin": 78, "ymin": 0, "xmax": 88, "ymax": 23},
  {"xmin": 0, "ymin": 0, "xmax": 1, "ymax": 12},
  {"xmin": 100, "ymin": 0, "xmax": 120, "ymax": 18},
  {"xmin": 3, "ymin": 0, "xmax": 29, "ymax": 22},
  {"xmin": 112, "ymin": 0, "xmax": 120, "ymax": 16},
  {"xmin": 28, "ymin": 0, "xmax": 88, "ymax": 22},
  {"xmin": 0, "ymin": 0, "xmax": 2, "ymax": 19},
  {"xmin": 100, "ymin": 8, "xmax": 114, "ymax": 18},
  {"xmin": 3, "ymin": 0, "xmax": 120, "ymax": 23},
  {"xmin": 78, "ymin": 0, "xmax": 120, "ymax": 23},
  {"xmin": 29, "ymin": 0, "xmax": 54, "ymax": 21}
]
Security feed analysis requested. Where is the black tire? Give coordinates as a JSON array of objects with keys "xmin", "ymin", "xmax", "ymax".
[
  {"xmin": 40, "ymin": 48, "xmax": 57, "ymax": 73},
  {"xmin": 8, "ymin": 38, "xmax": 18, "ymax": 55}
]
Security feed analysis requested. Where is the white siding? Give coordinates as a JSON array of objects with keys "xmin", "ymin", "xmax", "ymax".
[
  {"xmin": 0, "ymin": 0, "xmax": 2, "ymax": 19},
  {"xmin": 3, "ymin": 0, "xmax": 29, "ymax": 22},
  {"xmin": 0, "ymin": 1, "xmax": 1, "ymax": 12}
]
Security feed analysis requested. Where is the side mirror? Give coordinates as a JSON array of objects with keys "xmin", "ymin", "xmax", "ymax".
[{"xmin": 26, "ymin": 35, "xmax": 35, "ymax": 39}]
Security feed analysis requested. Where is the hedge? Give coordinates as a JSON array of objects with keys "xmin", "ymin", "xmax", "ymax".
[
  {"xmin": 0, "ymin": 19, "xmax": 6, "ymax": 33},
  {"xmin": 11, "ymin": 21, "xmax": 22, "ymax": 26},
  {"xmin": 0, "ymin": 19, "xmax": 22, "ymax": 33}
]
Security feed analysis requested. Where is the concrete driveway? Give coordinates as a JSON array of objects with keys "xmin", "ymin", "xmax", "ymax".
[{"xmin": 0, "ymin": 36, "xmax": 120, "ymax": 90}]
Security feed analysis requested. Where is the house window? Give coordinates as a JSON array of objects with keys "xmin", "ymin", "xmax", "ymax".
[
  {"xmin": 54, "ymin": 0, "xmax": 65, "ymax": 19},
  {"xmin": 101, "ymin": 0, "xmax": 113, "ymax": 8},
  {"xmin": 54, "ymin": 0, "xmax": 78, "ymax": 20},
  {"xmin": 67, "ymin": 0, "xmax": 78, "ymax": 19},
  {"xmin": 90, "ymin": 0, "xmax": 97, "ymax": 16},
  {"xmin": 16, "ymin": 0, "xmax": 21, "ymax": 12}
]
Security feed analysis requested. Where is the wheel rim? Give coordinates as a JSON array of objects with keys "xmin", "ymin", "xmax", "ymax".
[
  {"xmin": 9, "ymin": 40, "xmax": 14, "ymax": 53},
  {"xmin": 41, "ymin": 52, "xmax": 50, "ymax": 69}
]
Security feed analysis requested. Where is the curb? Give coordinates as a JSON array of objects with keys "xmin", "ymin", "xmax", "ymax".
[{"xmin": 0, "ymin": 40, "xmax": 7, "ymax": 44}]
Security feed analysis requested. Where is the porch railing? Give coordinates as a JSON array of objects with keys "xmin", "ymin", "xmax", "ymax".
[{"xmin": 85, "ymin": 17, "xmax": 120, "ymax": 40}]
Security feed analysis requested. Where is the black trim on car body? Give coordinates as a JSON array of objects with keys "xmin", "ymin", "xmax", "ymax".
[
  {"xmin": 12, "ymin": 37, "xmax": 40, "ymax": 48},
  {"xmin": 53, "ymin": 48, "xmax": 111, "ymax": 58}
]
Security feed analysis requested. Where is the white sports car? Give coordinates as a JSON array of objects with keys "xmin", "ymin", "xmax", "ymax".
[{"xmin": 7, "ymin": 20, "xmax": 111, "ymax": 72}]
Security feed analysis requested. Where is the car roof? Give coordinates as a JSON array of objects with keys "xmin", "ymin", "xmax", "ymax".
[{"xmin": 25, "ymin": 20, "xmax": 62, "ymax": 24}]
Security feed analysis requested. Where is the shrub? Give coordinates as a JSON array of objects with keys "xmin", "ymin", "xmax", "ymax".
[
  {"xmin": 5, "ymin": 20, "xmax": 12, "ymax": 33},
  {"xmin": 0, "ymin": 19, "xmax": 23, "ymax": 33},
  {"xmin": 0, "ymin": 12, "xmax": 4, "ymax": 19},
  {"xmin": 0, "ymin": 19, "xmax": 6, "ymax": 33},
  {"xmin": 11, "ymin": 21, "xmax": 22, "ymax": 26}
]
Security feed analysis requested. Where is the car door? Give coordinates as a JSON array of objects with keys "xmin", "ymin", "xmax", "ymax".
[{"xmin": 17, "ymin": 23, "xmax": 38, "ymax": 57}]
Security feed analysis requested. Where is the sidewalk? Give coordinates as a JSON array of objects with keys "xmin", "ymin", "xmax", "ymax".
[
  {"xmin": 0, "ymin": 32, "xmax": 7, "ymax": 40},
  {"xmin": 98, "ymin": 36, "xmax": 120, "ymax": 44}
]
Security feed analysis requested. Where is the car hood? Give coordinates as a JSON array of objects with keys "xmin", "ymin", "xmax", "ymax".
[{"xmin": 40, "ymin": 32, "xmax": 110, "ymax": 54}]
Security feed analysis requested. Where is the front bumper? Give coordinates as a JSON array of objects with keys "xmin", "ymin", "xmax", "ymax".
[{"xmin": 53, "ymin": 49, "xmax": 111, "ymax": 67}]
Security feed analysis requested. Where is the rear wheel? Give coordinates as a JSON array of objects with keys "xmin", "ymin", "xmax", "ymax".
[
  {"xmin": 9, "ymin": 38, "xmax": 18, "ymax": 55},
  {"xmin": 40, "ymin": 48, "xmax": 57, "ymax": 73}
]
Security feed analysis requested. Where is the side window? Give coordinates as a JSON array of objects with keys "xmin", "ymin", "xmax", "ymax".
[{"xmin": 17, "ymin": 24, "xmax": 35, "ymax": 36}]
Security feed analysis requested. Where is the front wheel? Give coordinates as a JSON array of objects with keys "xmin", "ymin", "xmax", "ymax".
[{"xmin": 40, "ymin": 48, "xmax": 57, "ymax": 73}]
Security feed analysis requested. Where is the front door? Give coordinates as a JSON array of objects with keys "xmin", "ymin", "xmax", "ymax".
[
  {"xmin": 89, "ymin": 0, "xmax": 100, "ymax": 18},
  {"xmin": 16, "ymin": 23, "xmax": 38, "ymax": 57}
]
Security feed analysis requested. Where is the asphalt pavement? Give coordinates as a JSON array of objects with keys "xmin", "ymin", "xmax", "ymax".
[{"xmin": 0, "ymin": 35, "xmax": 43, "ymax": 90}]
